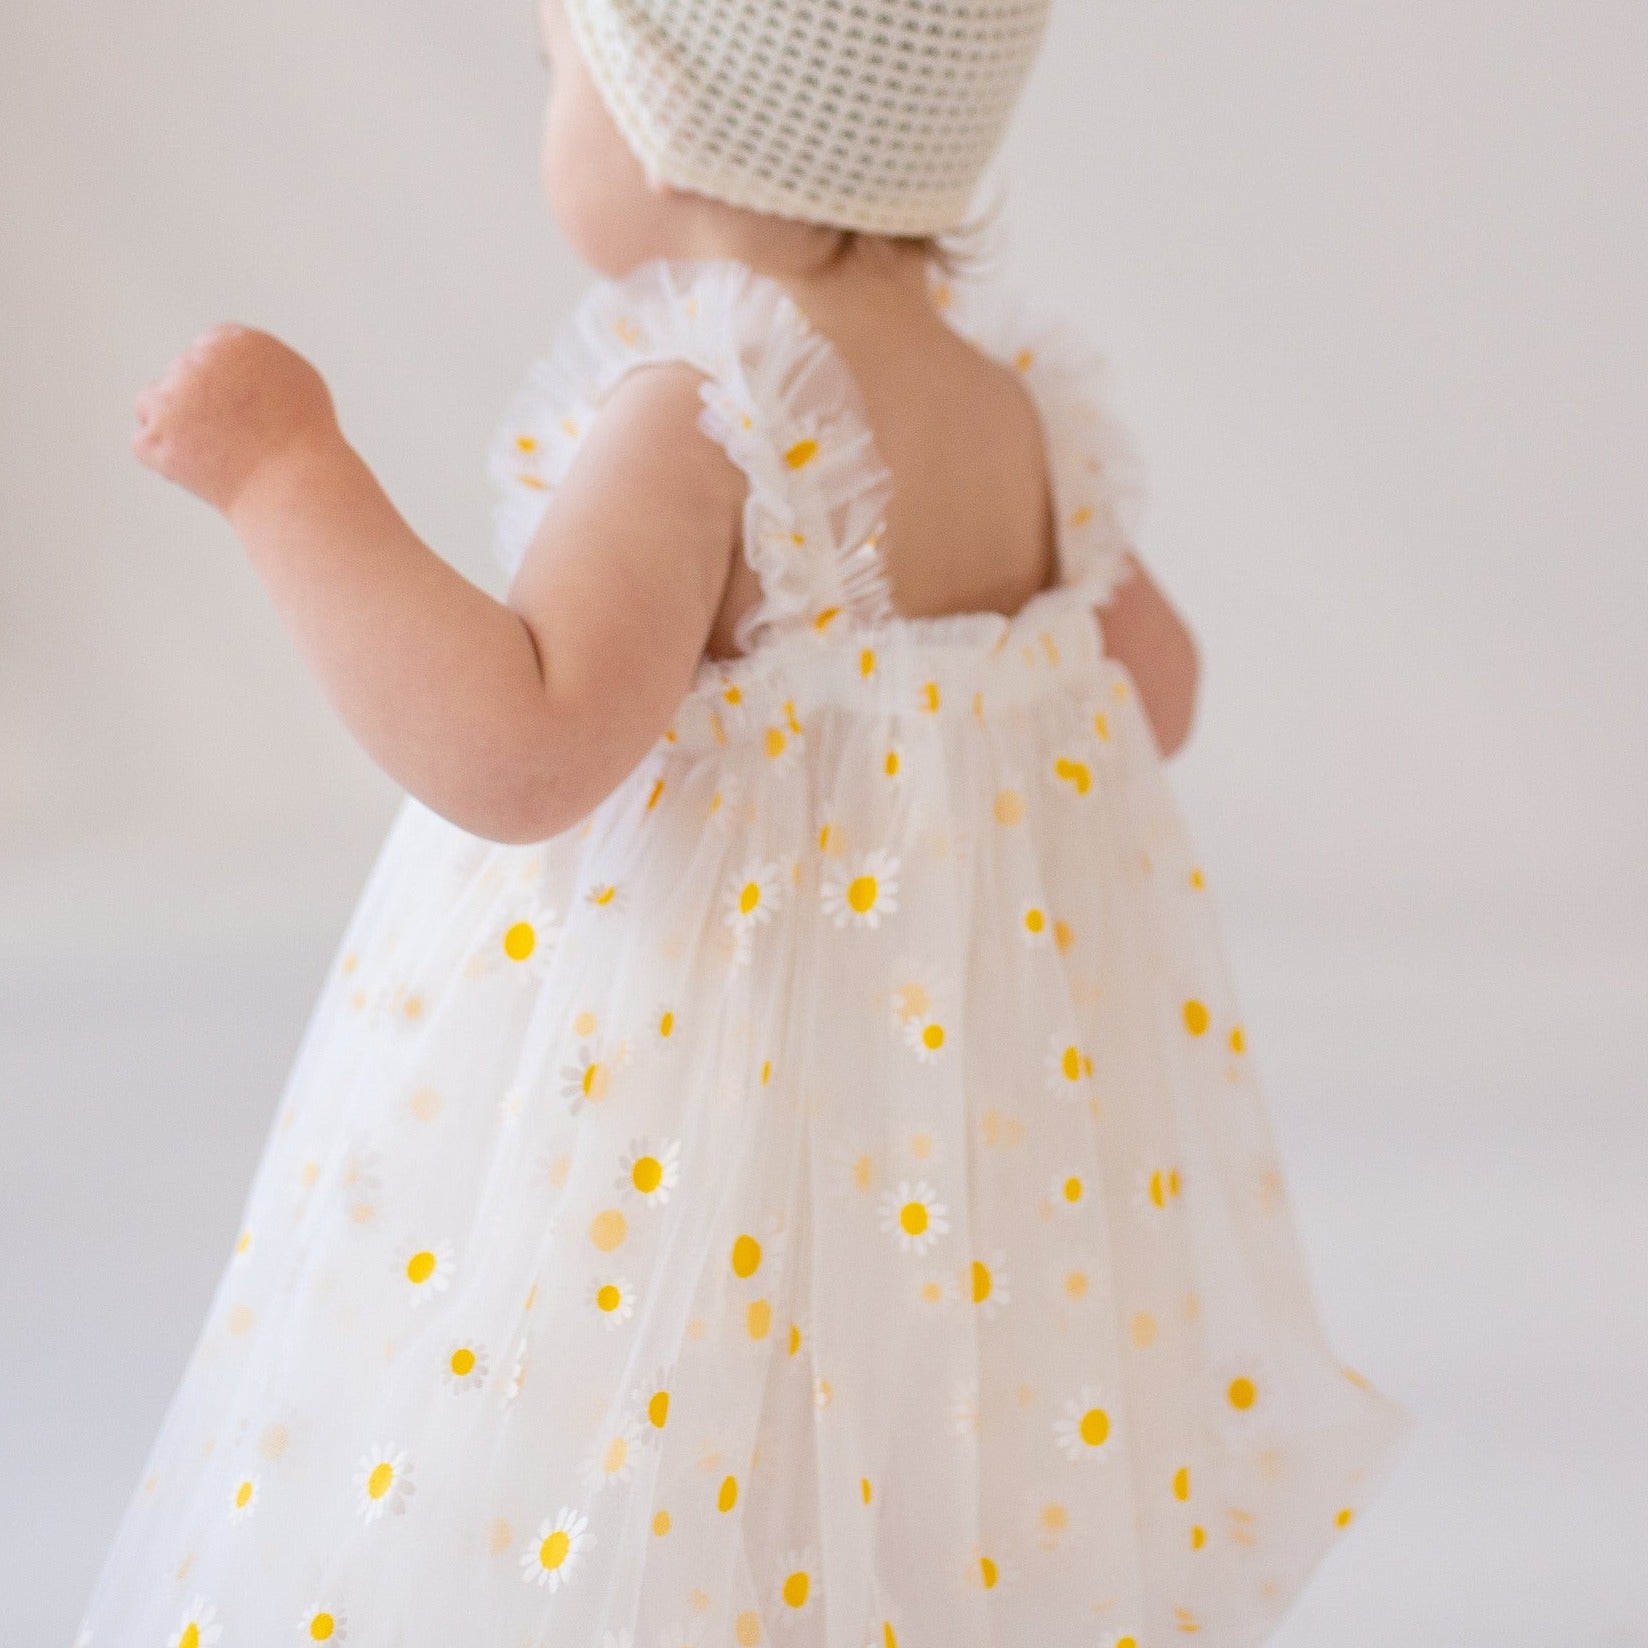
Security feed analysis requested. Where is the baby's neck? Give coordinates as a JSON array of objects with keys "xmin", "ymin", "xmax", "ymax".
[{"xmin": 667, "ymin": 197, "xmax": 934, "ymax": 301}]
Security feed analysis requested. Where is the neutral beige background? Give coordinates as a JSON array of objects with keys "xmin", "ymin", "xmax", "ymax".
[{"xmin": 3, "ymin": 2, "xmax": 1645, "ymax": 1643}]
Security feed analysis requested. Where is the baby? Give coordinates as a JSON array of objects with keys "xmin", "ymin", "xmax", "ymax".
[
  {"xmin": 131, "ymin": 1, "xmax": 1197, "ymax": 851},
  {"xmin": 85, "ymin": 3, "xmax": 1406, "ymax": 1644}
]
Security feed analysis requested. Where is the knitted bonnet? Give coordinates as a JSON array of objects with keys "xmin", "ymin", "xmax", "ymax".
[{"xmin": 562, "ymin": 0, "xmax": 1054, "ymax": 236}]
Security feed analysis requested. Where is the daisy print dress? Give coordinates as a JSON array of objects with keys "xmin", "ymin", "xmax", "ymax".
[{"xmin": 78, "ymin": 257, "xmax": 1408, "ymax": 1648}]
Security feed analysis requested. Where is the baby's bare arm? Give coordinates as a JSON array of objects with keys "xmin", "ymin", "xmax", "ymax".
[
  {"xmin": 1099, "ymin": 556, "xmax": 1200, "ymax": 758},
  {"xmin": 132, "ymin": 326, "xmax": 745, "ymax": 841}
]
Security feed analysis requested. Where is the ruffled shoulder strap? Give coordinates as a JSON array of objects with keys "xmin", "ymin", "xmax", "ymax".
[
  {"xmin": 488, "ymin": 257, "xmax": 895, "ymax": 652},
  {"xmin": 930, "ymin": 271, "xmax": 1145, "ymax": 608}
]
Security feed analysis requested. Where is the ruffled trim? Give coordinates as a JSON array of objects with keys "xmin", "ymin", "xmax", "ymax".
[
  {"xmin": 930, "ymin": 271, "xmax": 1146, "ymax": 608},
  {"xmin": 487, "ymin": 257, "xmax": 896, "ymax": 648}
]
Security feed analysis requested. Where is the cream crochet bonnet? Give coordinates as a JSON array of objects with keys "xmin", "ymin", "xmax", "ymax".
[{"xmin": 563, "ymin": 0, "xmax": 1054, "ymax": 236}]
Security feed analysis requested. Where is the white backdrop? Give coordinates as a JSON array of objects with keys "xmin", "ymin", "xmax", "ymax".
[{"xmin": 3, "ymin": 2, "xmax": 1646, "ymax": 1643}]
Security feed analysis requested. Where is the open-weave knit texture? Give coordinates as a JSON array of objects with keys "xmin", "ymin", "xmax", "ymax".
[{"xmin": 564, "ymin": 0, "xmax": 1053, "ymax": 234}]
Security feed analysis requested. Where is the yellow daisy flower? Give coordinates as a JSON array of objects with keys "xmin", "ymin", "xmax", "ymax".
[
  {"xmin": 560, "ymin": 1044, "xmax": 618, "ymax": 1113},
  {"xmin": 775, "ymin": 1548, "xmax": 818, "ymax": 1622},
  {"xmin": 1044, "ymin": 1036, "xmax": 1094, "ymax": 1093},
  {"xmin": 1019, "ymin": 903, "xmax": 1054, "ymax": 946},
  {"xmin": 827, "ymin": 1133, "xmax": 879, "ymax": 1200},
  {"xmin": 298, "ymin": 1607, "xmax": 348, "ymax": 1643},
  {"xmin": 226, "ymin": 1473, "xmax": 260, "ymax": 1522},
  {"xmin": 878, "ymin": 1180, "xmax": 949, "ymax": 1255},
  {"xmin": 1054, "ymin": 1385, "xmax": 1117, "ymax": 1461},
  {"xmin": 965, "ymin": 1250, "xmax": 1012, "ymax": 1319},
  {"xmin": 580, "ymin": 1418, "xmax": 641, "ymax": 1490},
  {"xmin": 396, "ymin": 1240, "xmax": 456, "ymax": 1304},
  {"xmin": 590, "ymin": 1277, "xmax": 637, "ymax": 1329},
  {"xmin": 520, "ymin": 1507, "xmax": 591, "ymax": 1590},
  {"xmin": 168, "ymin": 1598, "xmax": 222, "ymax": 1648},
  {"xmin": 616, "ymin": 1137, "xmax": 681, "ymax": 1205},
  {"xmin": 354, "ymin": 1444, "xmax": 414, "ymax": 1522},
  {"xmin": 726, "ymin": 859, "xmax": 783, "ymax": 929},
  {"xmin": 902, "ymin": 1012, "xmax": 951, "ymax": 1063},
  {"xmin": 631, "ymin": 1365, "xmax": 674, "ymax": 1443},
  {"xmin": 820, "ymin": 850, "xmax": 901, "ymax": 930},
  {"xmin": 440, "ymin": 1340, "xmax": 490, "ymax": 1394}
]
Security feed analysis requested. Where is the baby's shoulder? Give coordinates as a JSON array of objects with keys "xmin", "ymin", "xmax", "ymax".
[{"xmin": 490, "ymin": 257, "xmax": 905, "ymax": 647}]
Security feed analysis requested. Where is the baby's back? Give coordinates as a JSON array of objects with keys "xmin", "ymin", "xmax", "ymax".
[{"xmin": 707, "ymin": 251, "xmax": 1056, "ymax": 659}]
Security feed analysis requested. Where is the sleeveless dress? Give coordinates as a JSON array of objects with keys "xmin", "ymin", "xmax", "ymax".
[{"xmin": 77, "ymin": 257, "xmax": 1408, "ymax": 1648}]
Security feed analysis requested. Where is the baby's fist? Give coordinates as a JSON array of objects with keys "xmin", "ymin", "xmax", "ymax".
[{"xmin": 132, "ymin": 325, "xmax": 338, "ymax": 514}]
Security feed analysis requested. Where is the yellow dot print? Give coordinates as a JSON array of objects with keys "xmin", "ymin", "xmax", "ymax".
[
  {"xmin": 589, "ymin": 1209, "xmax": 627, "ymax": 1252},
  {"xmin": 785, "ymin": 438, "xmax": 820, "ymax": 469},
  {"xmin": 1173, "ymin": 1466, "xmax": 1192, "ymax": 1502},
  {"xmin": 994, "ymin": 789, "xmax": 1026, "ymax": 825},
  {"xmin": 1183, "ymin": 999, "xmax": 1211, "ymax": 1037},
  {"xmin": 646, "ymin": 1388, "xmax": 670, "ymax": 1429},
  {"xmin": 1131, "ymin": 1312, "xmax": 1159, "ymax": 1348},
  {"xmin": 978, "ymin": 1555, "xmax": 1000, "ymax": 1589},
  {"xmin": 782, "ymin": 1570, "xmax": 810, "ymax": 1608},
  {"xmin": 1227, "ymin": 1376, "xmax": 1258, "ymax": 1412},
  {"xmin": 652, "ymin": 1509, "xmax": 671, "ymax": 1536},
  {"xmin": 502, "ymin": 921, "xmax": 536, "ymax": 962},
  {"xmin": 1336, "ymin": 1506, "xmax": 1356, "ymax": 1528},
  {"xmin": 1054, "ymin": 756, "xmax": 1093, "ymax": 795},
  {"xmin": 736, "ymin": 1611, "xmax": 764, "ymax": 1645},
  {"xmin": 718, "ymin": 1474, "xmax": 739, "ymax": 1512},
  {"xmin": 861, "ymin": 1477, "xmax": 873, "ymax": 1504},
  {"xmin": 731, "ymin": 1234, "xmax": 762, "ymax": 1278},
  {"xmin": 747, "ymin": 1299, "xmax": 773, "ymax": 1340},
  {"xmin": 1229, "ymin": 1025, "xmax": 1247, "ymax": 1054}
]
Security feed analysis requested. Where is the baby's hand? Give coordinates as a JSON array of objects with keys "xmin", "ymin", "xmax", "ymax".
[{"xmin": 132, "ymin": 325, "xmax": 339, "ymax": 515}]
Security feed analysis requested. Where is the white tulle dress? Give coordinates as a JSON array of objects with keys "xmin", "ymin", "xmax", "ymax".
[{"xmin": 78, "ymin": 257, "xmax": 1408, "ymax": 1648}]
